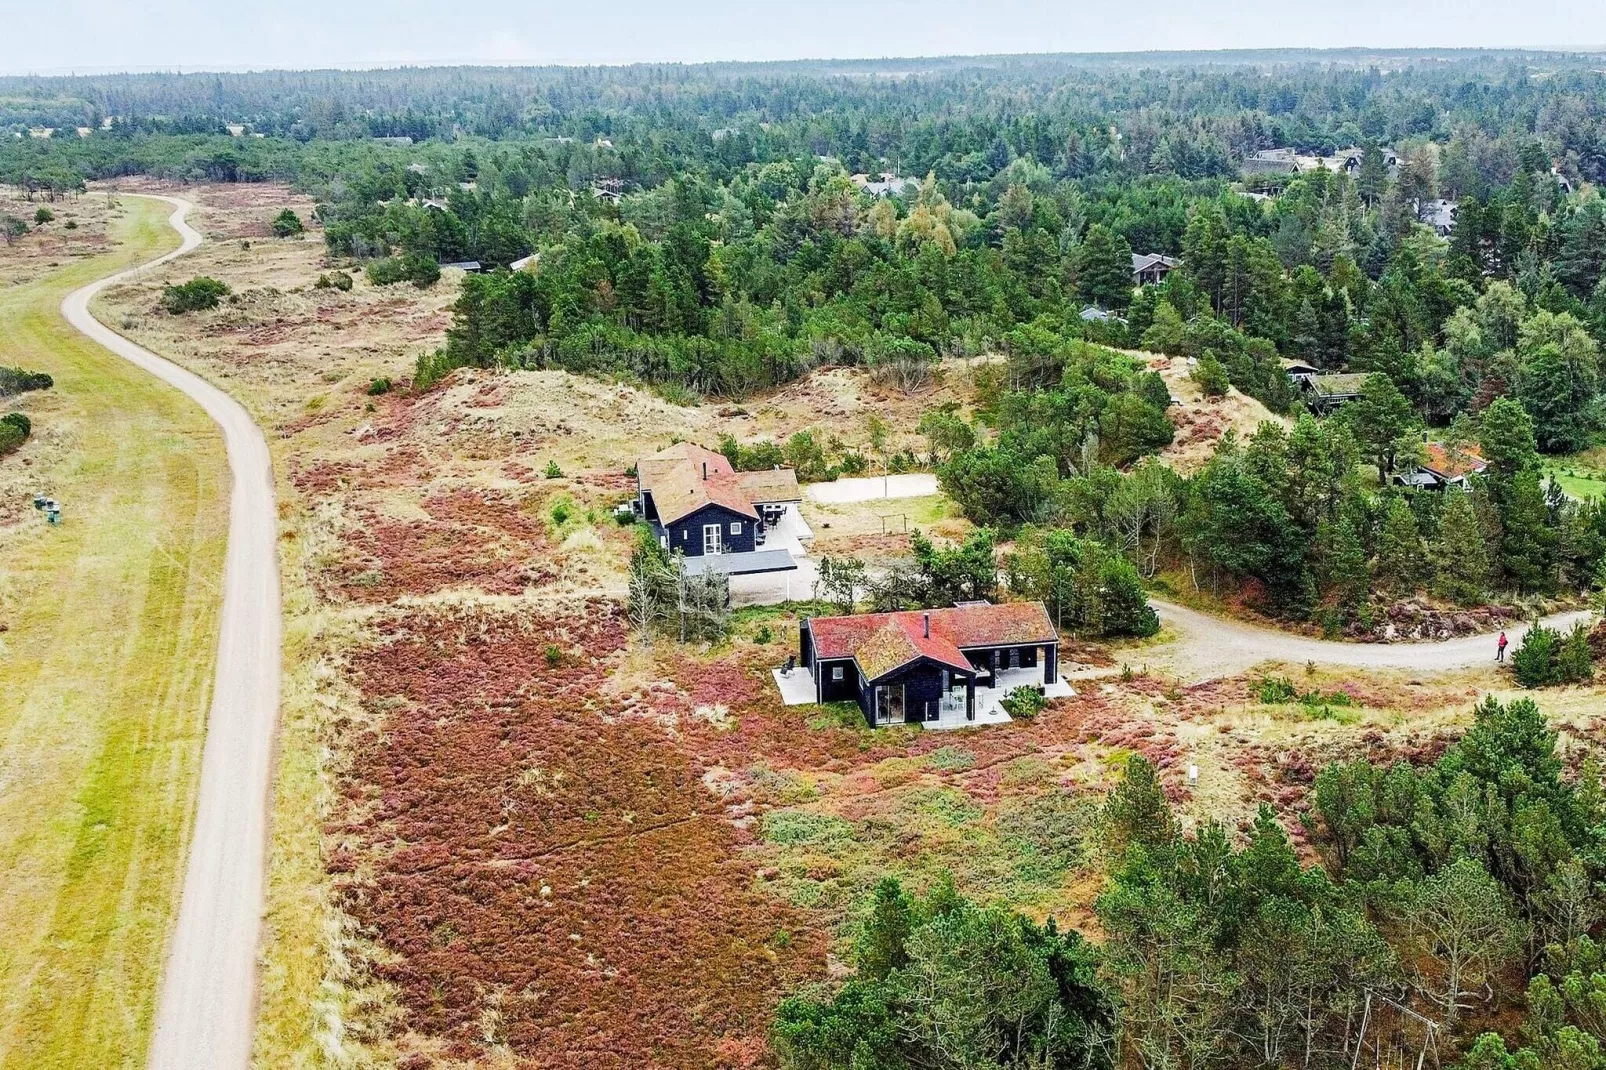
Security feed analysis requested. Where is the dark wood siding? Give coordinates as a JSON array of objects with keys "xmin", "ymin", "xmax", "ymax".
[
  {"xmin": 666, "ymin": 503, "xmax": 757, "ymax": 556},
  {"xmin": 817, "ymin": 659, "xmax": 859, "ymax": 703}
]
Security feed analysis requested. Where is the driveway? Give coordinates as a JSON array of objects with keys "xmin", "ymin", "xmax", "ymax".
[{"xmin": 63, "ymin": 195, "xmax": 281, "ymax": 1070}]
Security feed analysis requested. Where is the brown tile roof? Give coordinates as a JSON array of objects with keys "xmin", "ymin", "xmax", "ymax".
[
  {"xmin": 735, "ymin": 468, "xmax": 801, "ymax": 503},
  {"xmin": 638, "ymin": 442, "xmax": 763, "ymax": 524},
  {"xmin": 1421, "ymin": 442, "xmax": 1487, "ymax": 481},
  {"xmin": 810, "ymin": 602, "xmax": 1058, "ymax": 681}
]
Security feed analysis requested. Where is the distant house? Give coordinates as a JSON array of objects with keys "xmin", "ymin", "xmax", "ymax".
[
  {"xmin": 1080, "ymin": 306, "xmax": 1126, "ymax": 324},
  {"xmin": 1241, "ymin": 146, "xmax": 1398, "ymax": 178},
  {"xmin": 1421, "ymin": 199, "xmax": 1458, "ymax": 237},
  {"xmin": 796, "ymin": 602, "xmax": 1065, "ymax": 728},
  {"xmin": 852, "ymin": 171, "xmax": 919, "ymax": 197},
  {"xmin": 1242, "ymin": 148, "xmax": 1300, "ymax": 176},
  {"xmin": 373, "ymin": 135, "xmax": 414, "ymax": 146},
  {"xmin": 1280, "ymin": 357, "xmax": 1321, "ymax": 389},
  {"xmin": 1305, "ymin": 372, "xmax": 1372, "ymax": 414},
  {"xmin": 441, "ymin": 260, "xmax": 482, "ymax": 273},
  {"xmin": 1395, "ymin": 442, "xmax": 1487, "ymax": 491},
  {"xmin": 509, "ymin": 253, "xmax": 539, "ymax": 272},
  {"xmin": 1132, "ymin": 253, "xmax": 1179, "ymax": 287},
  {"xmin": 634, "ymin": 442, "xmax": 802, "ymax": 576}
]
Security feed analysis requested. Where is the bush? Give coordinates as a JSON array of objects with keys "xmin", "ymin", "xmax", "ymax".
[
  {"xmin": 64, "ymin": 220, "xmax": 77, "ymax": 230},
  {"xmin": 33, "ymin": 207, "xmax": 53, "ymax": 225},
  {"xmin": 1511, "ymin": 625, "xmax": 1559, "ymax": 687},
  {"xmin": 0, "ymin": 366, "xmax": 53, "ymax": 396},
  {"xmin": 366, "ymin": 253, "xmax": 440, "ymax": 289},
  {"xmin": 1193, "ymin": 352, "xmax": 1231, "ymax": 397},
  {"xmin": 366, "ymin": 377, "xmax": 392, "ymax": 396},
  {"xmin": 1515, "ymin": 621, "xmax": 1602, "ymax": 688},
  {"xmin": 314, "ymin": 270, "xmax": 353, "ymax": 292},
  {"xmin": 1255, "ymin": 675, "xmax": 1299, "ymax": 703},
  {"xmin": 0, "ymin": 411, "xmax": 30, "ymax": 455},
  {"xmin": 545, "ymin": 460, "xmax": 563, "ymax": 479},
  {"xmin": 160, "ymin": 276, "xmax": 229, "ymax": 314},
  {"xmin": 270, "ymin": 208, "xmax": 304, "ymax": 237},
  {"xmin": 1000, "ymin": 686, "xmax": 1049, "ymax": 719}
]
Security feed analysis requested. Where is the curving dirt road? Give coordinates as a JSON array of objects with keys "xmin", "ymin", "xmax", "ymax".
[
  {"xmin": 1148, "ymin": 599, "xmax": 1593, "ymax": 682},
  {"xmin": 62, "ymin": 196, "xmax": 281, "ymax": 1070}
]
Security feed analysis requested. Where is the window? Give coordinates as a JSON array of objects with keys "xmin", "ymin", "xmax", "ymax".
[
  {"xmin": 831, "ymin": 666, "xmax": 843, "ymax": 681},
  {"xmin": 659, "ymin": 535, "xmax": 668, "ymax": 549},
  {"xmin": 729, "ymin": 521, "xmax": 741, "ymax": 534}
]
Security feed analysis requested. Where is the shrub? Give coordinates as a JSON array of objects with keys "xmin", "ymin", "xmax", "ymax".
[
  {"xmin": 1557, "ymin": 623, "xmax": 1595, "ymax": 685},
  {"xmin": 1255, "ymin": 675, "xmax": 1299, "ymax": 703},
  {"xmin": 270, "ymin": 208, "xmax": 304, "ymax": 237},
  {"xmin": 366, "ymin": 253, "xmax": 439, "ymax": 288},
  {"xmin": 64, "ymin": 220, "xmax": 77, "ymax": 230},
  {"xmin": 0, "ymin": 367, "xmax": 53, "ymax": 396},
  {"xmin": 0, "ymin": 411, "xmax": 30, "ymax": 455},
  {"xmin": 366, "ymin": 377, "xmax": 392, "ymax": 396},
  {"xmin": 1193, "ymin": 352, "xmax": 1231, "ymax": 397},
  {"xmin": 754, "ymin": 624, "xmax": 773, "ymax": 644},
  {"xmin": 314, "ymin": 270, "xmax": 353, "ymax": 292},
  {"xmin": 160, "ymin": 276, "xmax": 229, "ymax": 314},
  {"xmin": 999, "ymin": 686, "xmax": 1049, "ymax": 719},
  {"xmin": 544, "ymin": 460, "xmax": 563, "ymax": 479},
  {"xmin": 543, "ymin": 644, "xmax": 564, "ymax": 667},
  {"xmin": 1511, "ymin": 625, "xmax": 1559, "ymax": 687},
  {"xmin": 33, "ymin": 207, "xmax": 53, "ymax": 225}
]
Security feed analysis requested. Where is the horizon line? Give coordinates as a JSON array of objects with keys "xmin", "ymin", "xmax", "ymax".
[{"xmin": 5, "ymin": 43, "xmax": 1606, "ymax": 80}]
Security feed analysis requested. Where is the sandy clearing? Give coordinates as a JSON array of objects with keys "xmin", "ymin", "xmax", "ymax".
[
  {"xmin": 63, "ymin": 195, "xmax": 281, "ymax": 1070},
  {"xmin": 805, "ymin": 472, "xmax": 939, "ymax": 503}
]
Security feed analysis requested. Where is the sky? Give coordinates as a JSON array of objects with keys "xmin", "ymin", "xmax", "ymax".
[{"xmin": 5, "ymin": 0, "xmax": 1606, "ymax": 74}]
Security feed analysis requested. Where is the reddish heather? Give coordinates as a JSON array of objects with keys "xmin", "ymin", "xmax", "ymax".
[{"xmin": 334, "ymin": 603, "xmax": 823, "ymax": 1068}]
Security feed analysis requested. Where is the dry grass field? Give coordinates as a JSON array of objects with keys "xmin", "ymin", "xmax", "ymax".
[
  {"xmin": 0, "ymin": 191, "xmax": 228, "ymax": 1069},
  {"xmin": 84, "ymin": 182, "xmax": 1606, "ymax": 1070}
]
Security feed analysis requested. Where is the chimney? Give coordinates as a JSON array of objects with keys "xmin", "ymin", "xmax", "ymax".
[
  {"xmin": 923, "ymin": 613, "xmax": 930, "ymax": 639},
  {"xmin": 702, "ymin": 461, "xmax": 708, "ymax": 480}
]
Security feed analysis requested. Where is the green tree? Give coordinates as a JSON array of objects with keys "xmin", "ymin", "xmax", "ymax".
[
  {"xmin": 1375, "ymin": 496, "xmax": 1425, "ymax": 594},
  {"xmin": 1076, "ymin": 223, "xmax": 1135, "ymax": 311},
  {"xmin": 1431, "ymin": 490, "xmax": 1490, "ymax": 604},
  {"xmin": 1343, "ymin": 373, "xmax": 1419, "ymax": 482}
]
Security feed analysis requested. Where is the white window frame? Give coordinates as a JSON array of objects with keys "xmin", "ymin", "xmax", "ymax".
[
  {"xmin": 729, "ymin": 521, "xmax": 741, "ymax": 535},
  {"xmin": 702, "ymin": 523, "xmax": 723, "ymax": 555},
  {"xmin": 831, "ymin": 666, "xmax": 843, "ymax": 681}
]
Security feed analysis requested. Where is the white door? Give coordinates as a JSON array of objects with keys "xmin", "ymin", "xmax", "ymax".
[{"xmin": 703, "ymin": 524, "xmax": 723, "ymax": 554}]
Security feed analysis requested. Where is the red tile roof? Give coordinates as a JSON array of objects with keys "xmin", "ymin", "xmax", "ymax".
[
  {"xmin": 809, "ymin": 602, "xmax": 1058, "ymax": 681},
  {"xmin": 1421, "ymin": 442, "xmax": 1487, "ymax": 481}
]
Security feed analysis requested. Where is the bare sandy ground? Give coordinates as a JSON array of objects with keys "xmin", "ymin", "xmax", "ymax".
[{"xmin": 63, "ymin": 195, "xmax": 280, "ymax": 1070}]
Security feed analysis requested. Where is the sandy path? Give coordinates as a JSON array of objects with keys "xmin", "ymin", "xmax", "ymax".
[
  {"xmin": 62, "ymin": 196, "xmax": 281, "ymax": 1070},
  {"xmin": 1149, "ymin": 600, "xmax": 1593, "ymax": 681}
]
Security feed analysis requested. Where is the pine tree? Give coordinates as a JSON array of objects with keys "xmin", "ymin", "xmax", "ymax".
[
  {"xmin": 1432, "ymin": 491, "xmax": 1490, "ymax": 605},
  {"xmin": 1375, "ymin": 497, "xmax": 1425, "ymax": 595},
  {"xmin": 1075, "ymin": 223, "xmax": 1135, "ymax": 310}
]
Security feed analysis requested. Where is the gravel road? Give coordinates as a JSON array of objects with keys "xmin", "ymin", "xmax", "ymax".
[
  {"xmin": 1150, "ymin": 600, "xmax": 1593, "ymax": 682},
  {"xmin": 62, "ymin": 195, "xmax": 281, "ymax": 1070}
]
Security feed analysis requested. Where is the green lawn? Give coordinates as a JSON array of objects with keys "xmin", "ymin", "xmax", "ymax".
[
  {"xmin": 1546, "ymin": 460, "xmax": 1606, "ymax": 501},
  {"xmin": 0, "ymin": 197, "xmax": 228, "ymax": 1068}
]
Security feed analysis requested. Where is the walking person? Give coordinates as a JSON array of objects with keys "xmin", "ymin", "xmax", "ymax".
[{"xmin": 1497, "ymin": 631, "xmax": 1508, "ymax": 662}]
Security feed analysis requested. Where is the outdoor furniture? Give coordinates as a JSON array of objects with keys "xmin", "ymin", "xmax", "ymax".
[{"xmin": 782, "ymin": 655, "xmax": 795, "ymax": 676}]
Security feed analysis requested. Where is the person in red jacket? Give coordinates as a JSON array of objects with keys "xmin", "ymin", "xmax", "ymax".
[{"xmin": 1497, "ymin": 631, "xmax": 1509, "ymax": 662}]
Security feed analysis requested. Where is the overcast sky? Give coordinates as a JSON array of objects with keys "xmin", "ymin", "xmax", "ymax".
[{"xmin": 6, "ymin": 0, "xmax": 1606, "ymax": 74}]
